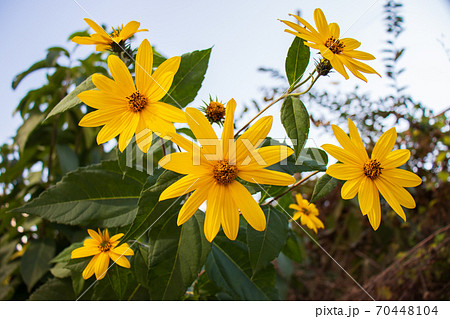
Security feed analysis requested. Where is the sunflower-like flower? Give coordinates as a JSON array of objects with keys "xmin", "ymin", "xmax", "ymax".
[
  {"xmin": 71, "ymin": 229, "xmax": 134, "ymax": 280},
  {"xmin": 158, "ymin": 99, "xmax": 295, "ymax": 242},
  {"xmin": 280, "ymin": 8, "xmax": 380, "ymax": 82},
  {"xmin": 72, "ymin": 19, "xmax": 148, "ymax": 51},
  {"xmin": 78, "ymin": 39, "xmax": 186, "ymax": 152},
  {"xmin": 321, "ymin": 119, "xmax": 422, "ymax": 230},
  {"xmin": 289, "ymin": 193, "xmax": 324, "ymax": 233}
]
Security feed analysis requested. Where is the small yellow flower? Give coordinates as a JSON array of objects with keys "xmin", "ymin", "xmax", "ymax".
[
  {"xmin": 322, "ymin": 119, "xmax": 422, "ymax": 230},
  {"xmin": 71, "ymin": 229, "xmax": 134, "ymax": 280},
  {"xmin": 158, "ymin": 99, "xmax": 295, "ymax": 242},
  {"xmin": 78, "ymin": 39, "xmax": 186, "ymax": 152},
  {"xmin": 280, "ymin": 8, "xmax": 380, "ymax": 82},
  {"xmin": 72, "ymin": 18, "xmax": 148, "ymax": 51},
  {"xmin": 289, "ymin": 193, "xmax": 324, "ymax": 233}
]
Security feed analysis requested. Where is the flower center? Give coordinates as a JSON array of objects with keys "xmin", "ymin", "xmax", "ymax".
[
  {"xmin": 99, "ymin": 241, "xmax": 112, "ymax": 252},
  {"xmin": 363, "ymin": 159, "xmax": 383, "ymax": 180},
  {"xmin": 110, "ymin": 25, "xmax": 123, "ymax": 39},
  {"xmin": 126, "ymin": 91, "xmax": 148, "ymax": 112},
  {"xmin": 206, "ymin": 101, "xmax": 226, "ymax": 123},
  {"xmin": 213, "ymin": 160, "xmax": 238, "ymax": 185},
  {"xmin": 325, "ymin": 37, "xmax": 345, "ymax": 54}
]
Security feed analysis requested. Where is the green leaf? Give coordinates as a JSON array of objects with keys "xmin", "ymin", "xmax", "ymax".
[
  {"xmin": 15, "ymin": 113, "xmax": 46, "ymax": 153},
  {"xmin": 20, "ymin": 239, "xmax": 56, "ymax": 291},
  {"xmin": 29, "ymin": 278, "xmax": 76, "ymax": 300},
  {"xmin": 206, "ymin": 237, "xmax": 276, "ymax": 300},
  {"xmin": 13, "ymin": 161, "xmax": 148, "ymax": 227},
  {"xmin": 56, "ymin": 144, "xmax": 79, "ymax": 174},
  {"xmin": 311, "ymin": 174, "xmax": 338, "ymax": 202},
  {"xmin": 293, "ymin": 147, "xmax": 328, "ymax": 172},
  {"xmin": 247, "ymin": 206, "xmax": 289, "ymax": 273},
  {"xmin": 122, "ymin": 169, "xmax": 181, "ymax": 242},
  {"xmin": 50, "ymin": 242, "xmax": 83, "ymax": 264},
  {"xmin": 44, "ymin": 75, "xmax": 95, "ymax": 121},
  {"xmin": 281, "ymin": 230, "xmax": 305, "ymax": 263},
  {"xmin": 146, "ymin": 211, "xmax": 211, "ymax": 300},
  {"xmin": 285, "ymin": 37, "xmax": 310, "ymax": 86},
  {"xmin": 161, "ymin": 48, "xmax": 212, "ymax": 108},
  {"xmin": 107, "ymin": 265, "xmax": 130, "ymax": 300},
  {"xmin": 280, "ymin": 96, "xmax": 310, "ymax": 158}
]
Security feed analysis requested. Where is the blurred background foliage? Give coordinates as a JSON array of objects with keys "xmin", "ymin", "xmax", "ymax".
[{"xmin": 0, "ymin": 0, "xmax": 448, "ymax": 300}]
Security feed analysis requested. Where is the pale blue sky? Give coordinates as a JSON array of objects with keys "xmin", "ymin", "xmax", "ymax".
[{"xmin": 1, "ymin": 0, "xmax": 449, "ymax": 149}]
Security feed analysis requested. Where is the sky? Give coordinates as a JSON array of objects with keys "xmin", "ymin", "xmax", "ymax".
[{"xmin": 1, "ymin": 0, "xmax": 449, "ymax": 151}]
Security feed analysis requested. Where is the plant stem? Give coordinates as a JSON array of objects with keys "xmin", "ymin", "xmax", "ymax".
[
  {"xmin": 262, "ymin": 170, "xmax": 319, "ymax": 206},
  {"xmin": 290, "ymin": 69, "xmax": 316, "ymax": 92},
  {"xmin": 289, "ymin": 75, "xmax": 320, "ymax": 97},
  {"xmin": 128, "ymin": 283, "xmax": 141, "ymax": 301}
]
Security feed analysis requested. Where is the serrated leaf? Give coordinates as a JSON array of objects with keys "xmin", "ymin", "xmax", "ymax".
[
  {"xmin": 280, "ymin": 96, "xmax": 310, "ymax": 158},
  {"xmin": 285, "ymin": 37, "xmax": 310, "ymax": 86},
  {"xmin": 20, "ymin": 239, "xmax": 56, "ymax": 291},
  {"xmin": 247, "ymin": 206, "xmax": 289, "ymax": 273},
  {"xmin": 206, "ymin": 237, "xmax": 277, "ymax": 300},
  {"xmin": 311, "ymin": 174, "xmax": 338, "ymax": 202},
  {"xmin": 161, "ymin": 48, "xmax": 211, "ymax": 108},
  {"xmin": 44, "ymin": 75, "xmax": 95, "ymax": 121},
  {"xmin": 122, "ymin": 169, "xmax": 181, "ymax": 242},
  {"xmin": 146, "ymin": 211, "xmax": 211, "ymax": 300},
  {"xmin": 13, "ymin": 161, "xmax": 148, "ymax": 227}
]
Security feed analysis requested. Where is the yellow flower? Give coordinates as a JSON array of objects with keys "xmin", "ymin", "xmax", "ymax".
[
  {"xmin": 158, "ymin": 99, "xmax": 295, "ymax": 242},
  {"xmin": 78, "ymin": 39, "xmax": 186, "ymax": 152},
  {"xmin": 280, "ymin": 8, "xmax": 380, "ymax": 82},
  {"xmin": 72, "ymin": 18, "xmax": 148, "ymax": 51},
  {"xmin": 71, "ymin": 229, "xmax": 134, "ymax": 280},
  {"xmin": 289, "ymin": 193, "xmax": 324, "ymax": 233},
  {"xmin": 322, "ymin": 119, "xmax": 422, "ymax": 230}
]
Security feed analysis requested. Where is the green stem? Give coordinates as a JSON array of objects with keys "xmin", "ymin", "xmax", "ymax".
[
  {"xmin": 289, "ymin": 69, "xmax": 317, "ymax": 92},
  {"xmin": 128, "ymin": 283, "xmax": 141, "ymax": 301},
  {"xmin": 289, "ymin": 75, "xmax": 320, "ymax": 97}
]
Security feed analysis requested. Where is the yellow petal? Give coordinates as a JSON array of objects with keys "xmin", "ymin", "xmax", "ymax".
[
  {"xmin": 95, "ymin": 44, "xmax": 111, "ymax": 52},
  {"xmin": 92, "ymin": 74, "xmax": 120, "ymax": 93},
  {"xmin": 292, "ymin": 211, "xmax": 302, "ymax": 220},
  {"xmin": 82, "ymin": 254, "xmax": 98, "ymax": 280},
  {"xmin": 326, "ymin": 163, "xmax": 362, "ymax": 180},
  {"xmin": 358, "ymin": 177, "xmax": 376, "ymax": 215},
  {"xmin": 107, "ymin": 55, "xmax": 135, "ymax": 96},
  {"xmin": 84, "ymin": 18, "xmax": 110, "ymax": 40},
  {"xmin": 221, "ymin": 191, "xmax": 239, "ymax": 241},
  {"xmin": 109, "ymin": 252, "xmax": 131, "ymax": 268},
  {"xmin": 159, "ymin": 152, "xmax": 210, "ymax": 175},
  {"xmin": 289, "ymin": 204, "xmax": 301, "ymax": 210},
  {"xmin": 340, "ymin": 38, "xmax": 361, "ymax": 50},
  {"xmin": 383, "ymin": 149, "xmax": 411, "ymax": 169},
  {"xmin": 135, "ymin": 116, "xmax": 153, "ymax": 153},
  {"xmin": 329, "ymin": 23, "xmax": 340, "ymax": 38},
  {"xmin": 135, "ymin": 39, "xmax": 153, "ymax": 94},
  {"xmin": 72, "ymin": 36, "xmax": 103, "ymax": 45},
  {"xmin": 96, "ymin": 111, "xmax": 130, "ymax": 145},
  {"xmin": 289, "ymin": 14, "xmax": 322, "ymax": 39},
  {"xmin": 119, "ymin": 21, "xmax": 140, "ymax": 40},
  {"xmin": 379, "ymin": 176, "xmax": 416, "ymax": 209},
  {"xmin": 331, "ymin": 124, "xmax": 366, "ymax": 162},
  {"xmin": 347, "ymin": 119, "xmax": 369, "ymax": 161},
  {"xmin": 341, "ymin": 177, "xmax": 362, "ymax": 200},
  {"xmin": 367, "ymin": 190, "xmax": 381, "ymax": 230},
  {"xmin": 284, "ymin": 29, "xmax": 322, "ymax": 45},
  {"xmin": 177, "ymin": 186, "xmax": 210, "ymax": 225},
  {"xmin": 301, "ymin": 215, "xmax": 317, "ymax": 233},
  {"xmin": 83, "ymin": 239, "xmax": 99, "ymax": 247},
  {"xmin": 165, "ymin": 132, "xmax": 200, "ymax": 154},
  {"xmin": 295, "ymin": 193, "xmax": 304, "ymax": 203},
  {"xmin": 159, "ymin": 175, "xmax": 209, "ymax": 201},
  {"xmin": 374, "ymin": 178, "xmax": 406, "ymax": 221},
  {"xmin": 328, "ymin": 55, "xmax": 349, "ymax": 79},
  {"xmin": 204, "ymin": 183, "xmax": 223, "ymax": 242},
  {"xmin": 238, "ymin": 168, "xmax": 295, "ymax": 186},
  {"xmin": 222, "ymin": 99, "xmax": 237, "ymax": 158},
  {"xmin": 240, "ymin": 145, "xmax": 294, "ymax": 168},
  {"xmin": 228, "ymin": 181, "xmax": 266, "ymax": 231},
  {"xmin": 185, "ymin": 107, "xmax": 220, "ymax": 155},
  {"xmin": 111, "ymin": 244, "xmax": 134, "ymax": 256},
  {"xmin": 150, "ymin": 56, "xmax": 181, "ymax": 85},
  {"xmin": 94, "ymin": 252, "xmax": 110, "ymax": 280},
  {"xmin": 348, "ymin": 58, "xmax": 381, "ymax": 76},
  {"xmin": 340, "ymin": 56, "xmax": 368, "ymax": 82},
  {"xmin": 79, "ymin": 108, "xmax": 123, "ymax": 127},
  {"xmin": 149, "ymin": 102, "xmax": 186, "ymax": 123},
  {"xmin": 71, "ymin": 246, "xmax": 100, "ymax": 259},
  {"xmin": 87, "ymin": 229, "xmax": 102, "ymax": 242},
  {"xmin": 146, "ymin": 72, "xmax": 176, "ymax": 103},
  {"xmin": 372, "ymin": 128, "xmax": 397, "ymax": 162},
  {"xmin": 321, "ymin": 144, "xmax": 361, "ymax": 166},
  {"xmin": 110, "ymin": 233, "xmax": 124, "ymax": 243},
  {"xmin": 236, "ymin": 116, "xmax": 273, "ymax": 163},
  {"xmin": 310, "ymin": 215, "xmax": 325, "ymax": 230},
  {"xmin": 343, "ymin": 50, "xmax": 376, "ymax": 60},
  {"xmin": 78, "ymin": 90, "xmax": 127, "ymax": 109},
  {"xmin": 381, "ymin": 168, "xmax": 422, "ymax": 187},
  {"xmin": 141, "ymin": 107, "xmax": 176, "ymax": 136},
  {"xmin": 118, "ymin": 112, "xmax": 140, "ymax": 152},
  {"xmin": 314, "ymin": 8, "xmax": 330, "ymax": 38}
]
